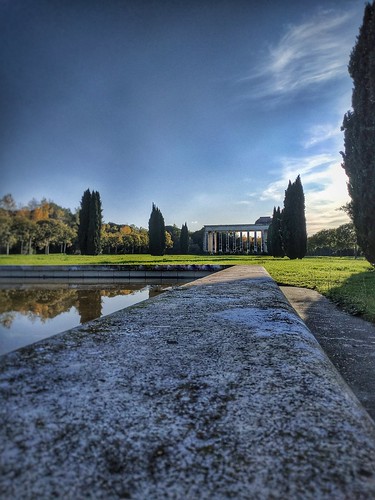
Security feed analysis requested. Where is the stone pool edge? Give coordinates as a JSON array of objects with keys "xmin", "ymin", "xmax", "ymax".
[{"xmin": 1, "ymin": 265, "xmax": 375, "ymax": 498}]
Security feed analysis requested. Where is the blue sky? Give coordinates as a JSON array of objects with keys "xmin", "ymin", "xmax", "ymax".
[{"xmin": 0, "ymin": 0, "xmax": 366, "ymax": 234}]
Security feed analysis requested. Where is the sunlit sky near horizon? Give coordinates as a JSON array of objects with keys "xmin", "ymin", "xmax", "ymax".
[{"xmin": 0, "ymin": 0, "xmax": 367, "ymax": 234}]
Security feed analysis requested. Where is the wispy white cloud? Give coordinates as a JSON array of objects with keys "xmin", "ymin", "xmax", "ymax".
[
  {"xmin": 260, "ymin": 154, "xmax": 335, "ymax": 201},
  {"xmin": 240, "ymin": 8, "xmax": 356, "ymax": 100},
  {"xmin": 260, "ymin": 153, "xmax": 350, "ymax": 233},
  {"xmin": 303, "ymin": 122, "xmax": 342, "ymax": 148},
  {"xmin": 235, "ymin": 199, "xmax": 255, "ymax": 206}
]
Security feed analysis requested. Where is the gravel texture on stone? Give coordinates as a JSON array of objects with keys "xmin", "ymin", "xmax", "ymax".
[{"xmin": 1, "ymin": 266, "xmax": 375, "ymax": 499}]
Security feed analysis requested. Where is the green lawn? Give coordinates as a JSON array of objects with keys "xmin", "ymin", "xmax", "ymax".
[{"xmin": 1, "ymin": 254, "xmax": 374, "ymax": 321}]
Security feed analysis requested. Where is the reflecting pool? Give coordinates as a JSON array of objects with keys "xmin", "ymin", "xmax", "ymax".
[{"xmin": 0, "ymin": 283, "xmax": 174, "ymax": 355}]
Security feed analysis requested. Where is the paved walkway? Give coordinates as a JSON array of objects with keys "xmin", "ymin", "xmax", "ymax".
[{"xmin": 281, "ymin": 286, "xmax": 375, "ymax": 421}]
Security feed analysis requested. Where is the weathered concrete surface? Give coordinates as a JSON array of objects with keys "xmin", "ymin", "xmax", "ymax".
[
  {"xmin": 1, "ymin": 266, "xmax": 375, "ymax": 499},
  {"xmin": 281, "ymin": 285, "xmax": 375, "ymax": 421}
]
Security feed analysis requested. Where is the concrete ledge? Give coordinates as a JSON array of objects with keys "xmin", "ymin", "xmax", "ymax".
[
  {"xmin": 1, "ymin": 266, "xmax": 375, "ymax": 498},
  {"xmin": 0, "ymin": 264, "xmax": 223, "ymax": 282}
]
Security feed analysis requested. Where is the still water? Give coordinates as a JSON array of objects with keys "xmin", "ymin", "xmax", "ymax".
[{"xmin": 0, "ymin": 283, "xmax": 174, "ymax": 356}]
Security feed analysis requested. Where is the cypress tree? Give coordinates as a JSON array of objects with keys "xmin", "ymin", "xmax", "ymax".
[
  {"xmin": 78, "ymin": 189, "xmax": 91, "ymax": 254},
  {"xmin": 281, "ymin": 181, "xmax": 294, "ymax": 258},
  {"xmin": 267, "ymin": 214, "xmax": 274, "ymax": 256},
  {"xmin": 281, "ymin": 175, "xmax": 307, "ymax": 259},
  {"xmin": 78, "ymin": 189, "xmax": 102, "ymax": 255},
  {"xmin": 271, "ymin": 206, "xmax": 284, "ymax": 257},
  {"xmin": 148, "ymin": 203, "xmax": 166, "ymax": 256},
  {"xmin": 294, "ymin": 176, "xmax": 307, "ymax": 259},
  {"xmin": 341, "ymin": 1, "xmax": 375, "ymax": 265},
  {"xmin": 180, "ymin": 223, "xmax": 189, "ymax": 254},
  {"xmin": 94, "ymin": 190, "xmax": 103, "ymax": 254},
  {"xmin": 87, "ymin": 191, "xmax": 102, "ymax": 255}
]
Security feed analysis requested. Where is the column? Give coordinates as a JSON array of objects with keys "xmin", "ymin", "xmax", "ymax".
[
  {"xmin": 240, "ymin": 232, "xmax": 243, "ymax": 252},
  {"xmin": 226, "ymin": 232, "xmax": 230, "ymax": 253},
  {"xmin": 207, "ymin": 232, "xmax": 213, "ymax": 253},
  {"xmin": 264, "ymin": 230, "xmax": 268, "ymax": 253},
  {"xmin": 254, "ymin": 231, "xmax": 257, "ymax": 253},
  {"xmin": 247, "ymin": 232, "xmax": 250, "ymax": 253},
  {"xmin": 214, "ymin": 232, "xmax": 218, "ymax": 254}
]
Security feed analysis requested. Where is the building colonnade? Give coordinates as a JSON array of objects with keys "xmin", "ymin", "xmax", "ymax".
[{"xmin": 203, "ymin": 223, "xmax": 270, "ymax": 254}]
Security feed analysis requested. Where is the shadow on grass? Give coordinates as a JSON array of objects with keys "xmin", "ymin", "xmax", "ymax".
[{"xmin": 326, "ymin": 268, "xmax": 375, "ymax": 322}]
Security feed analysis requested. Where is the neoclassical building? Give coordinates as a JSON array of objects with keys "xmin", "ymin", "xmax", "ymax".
[{"xmin": 203, "ymin": 217, "xmax": 272, "ymax": 254}]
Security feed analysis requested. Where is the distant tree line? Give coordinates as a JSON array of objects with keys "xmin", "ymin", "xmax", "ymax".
[
  {"xmin": 267, "ymin": 175, "xmax": 307, "ymax": 260},
  {"xmin": 307, "ymin": 223, "xmax": 358, "ymax": 257},
  {"xmin": 0, "ymin": 194, "xmax": 77, "ymax": 255},
  {"xmin": 1, "ymin": 186, "xmax": 359, "ymax": 260},
  {"xmin": 0, "ymin": 192, "xmax": 201, "ymax": 256}
]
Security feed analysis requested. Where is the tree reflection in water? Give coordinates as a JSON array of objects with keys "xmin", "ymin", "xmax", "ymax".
[
  {"xmin": 0, "ymin": 283, "xmax": 181, "ymax": 355},
  {"xmin": 77, "ymin": 289, "xmax": 102, "ymax": 323},
  {"xmin": 0, "ymin": 285, "xmax": 150, "ymax": 328}
]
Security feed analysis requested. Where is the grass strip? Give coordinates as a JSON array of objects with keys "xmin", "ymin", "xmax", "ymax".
[{"xmin": 1, "ymin": 255, "xmax": 374, "ymax": 322}]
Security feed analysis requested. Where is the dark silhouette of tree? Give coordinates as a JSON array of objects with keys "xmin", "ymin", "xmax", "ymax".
[
  {"xmin": 341, "ymin": 1, "xmax": 375, "ymax": 265},
  {"xmin": 87, "ymin": 191, "xmax": 102, "ymax": 255},
  {"xmin": 148, "ymin": 203, "xmax": 166, "ymax": 256},
  {"xmin": 78, "ymin": 189, "xmax": 102, "ymax": 255},
  {"xmin": 180, "ymin": 222, "xmax": 189, "ymax": 254},
  {"xmin": 77, "ymin": 289, "xmax": 102, "ymax": 323},
  {"xmin": 281, "ymin": 175, "xmax": 307, "ymax": 259},
  {"xmin": 190, "ymin": 227, "xmax": 205, "ymax": 254},
  {"xmin": 269, "ymin": 206, "xmax": 284, "ymax": 257},
  {"xmin": 78, "ymin": 189, "xmax": 91, "ymax": 254}
]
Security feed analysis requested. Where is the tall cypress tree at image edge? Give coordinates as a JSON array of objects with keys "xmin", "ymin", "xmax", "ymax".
[
  {"xmin": 148, "ymin": 203, "xmax": 166, "ymax": 256},
  {"xmin": 281, "ymin": 175, "xmax": 307, "ymax": 260},
  {"xmin": 341, "ymin": 1, "xmax": 375, "ymax": 265}
]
